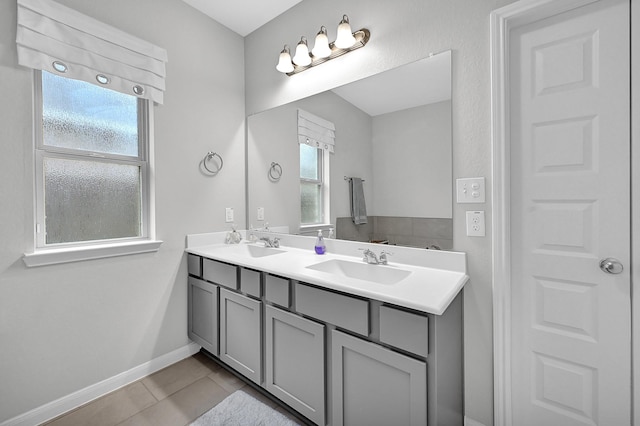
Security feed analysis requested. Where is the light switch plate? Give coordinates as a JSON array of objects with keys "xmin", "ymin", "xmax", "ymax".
[
  {"xmin": 225, "ymin": 207, "xmax": 234, "ymax": 223},
  {"xmin": 466, "ymin": 211, "xmax": 486, "ymax": 237},
  {"xmin": 456, "ymin": 177, "xmax": 486, "ymax": 203},
  {"xmin": 257, "ymin": 207, "xmax": 265, "ymax": 221}
]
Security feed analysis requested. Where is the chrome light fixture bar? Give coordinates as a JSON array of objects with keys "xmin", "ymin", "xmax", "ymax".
[{"xmin": 276, "ymin": 15, "xmax": 370, "ymax": 76}]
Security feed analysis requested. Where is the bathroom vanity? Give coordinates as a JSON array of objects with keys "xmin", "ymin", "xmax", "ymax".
[{"xmin": 186, "ymin": 232, "xmax": 467, "ymax": 426}]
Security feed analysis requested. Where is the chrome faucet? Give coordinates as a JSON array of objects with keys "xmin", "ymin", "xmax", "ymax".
[
  {"xmin": 260, "ymin": 236, "xmax": 280, "ymax": 248},
  {"xmin": 360, "ymin": 249, "xmax": 393, "ymax": 265},
  {"xmin": 379, "ymin": 251, "xmax": 393, "ymax": 265},
  {"xmin": 224, "ymin": 224, "xmax": 242, "ymax": 244},
  {"xmin": 362, "ymin": 249, "xmax": 379, "ymax": 264}
]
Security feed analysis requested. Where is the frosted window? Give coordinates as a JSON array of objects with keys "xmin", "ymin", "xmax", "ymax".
[
  {"xmin": 300, "ymin": 144, "xmax": 325, "ymax": 225},
  {"xmin": 35, "ymin": 70, "xmax": 149, "ymax": 249},
  {"xmin": 301, "ymin": 183, "xmax": 322, "ymax": 224},
  {"xmin": 42, "ymin": 71, "xmax": 139, "ymax": 157},
  {"xmin": 44, "ymin": 158, "xmax": 141, "ymax": 244},
  {"xmin": 300, "ymin": 144, "xmax": 320, "ymax": 180}
]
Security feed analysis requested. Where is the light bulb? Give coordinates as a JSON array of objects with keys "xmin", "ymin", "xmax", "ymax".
[
  {"xmin": 292, "ymin": 37, "xmax": 311, "ymax": 66},
  {"xmin": 276, "ymin": 45, "xmax": 294, "ymax": 73},
  {"xmin": 335, "ymin": 15, "xmax": 356, "ymax": 49},
  {"xmin": 311, "ymin": 26, "xmax": 331, "ymax": 59}
]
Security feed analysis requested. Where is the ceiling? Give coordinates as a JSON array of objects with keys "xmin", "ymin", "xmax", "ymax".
[
  {"xmin": 182, "ymin": 0, "xmax": 302, "ymax": 36},
  {"xmin": 331, "ymin": 52, "xmax": 451, "ymax": 116}
]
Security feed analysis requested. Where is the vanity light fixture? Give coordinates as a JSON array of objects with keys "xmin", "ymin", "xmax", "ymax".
[
  {"xmin": 276, "ymin": 14, "xmax": 370, "ymax": 76},
  {"xmin": 276, "ymin": 45, "xmax": 294, "ymax": 73},
  {"xmin": 335, "ymin": 15, "xmax": 357, "ymax": 48},
  {"xmin": 311, "ymin": 26, "xmax": 331, "ymax": 58},
  {"xmin": 292, "ymin": 37, "xmax": 312, "ymax": 66}
]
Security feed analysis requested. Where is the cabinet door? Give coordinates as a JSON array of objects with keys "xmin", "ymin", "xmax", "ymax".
[
  {"xmin": 219, "ymin": 288, "xmax": 262, "ymax": 384},
  {"xmin": 265, "ymin": 305, "xmax": 325, "ymax": 425},
  {"xmin": 188, "ymin": 277, "xmax": 218, "ymax": 355},
  {"xmin": 331, "ymin": 329, "xmax": 427, "ymax": 426}
]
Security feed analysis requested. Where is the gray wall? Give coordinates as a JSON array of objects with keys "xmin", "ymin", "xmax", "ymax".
[
  {"xmin": 245, "ymin": 1, "xmax": 516, "ymax": 424},
  {"xmin": 372, "ymin": 100, "xmax": 452, "ymax": 218},
  {"xmin": 0, "ymin": 0, "xmax": 245, "ymax": 421}
]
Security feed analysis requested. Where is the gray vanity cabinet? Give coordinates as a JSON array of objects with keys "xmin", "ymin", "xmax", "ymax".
[
  {"xmin": 219, "ymin": 288, "xmax": 262, "ymax": 384},
  {"xmin": 187, "ymin": 253, "xmax": 462, "ymax": 426},
  {"xmin": 187, "ymin": 277, "xmax": 218, "ymax": 355},
  {"xmin": 265, "ymin": 305, "xmax": 325, "ymax": 425},
  {"xmin": 331, "ymin": 329, "xmax": 427, "ymax": 426}
]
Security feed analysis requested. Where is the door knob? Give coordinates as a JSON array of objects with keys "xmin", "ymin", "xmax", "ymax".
[{"xmin": 600, "ymin": 258, "xmax": 623, "ymax": 274}]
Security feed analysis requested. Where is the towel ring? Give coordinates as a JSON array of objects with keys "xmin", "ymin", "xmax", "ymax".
[
  {"xmin": 269, "ymin": 162, "xmax": 283, "ymax": 181},
  {"xmin": 203, "ymin": 151, "xmax": 223, "ymax": 175}
]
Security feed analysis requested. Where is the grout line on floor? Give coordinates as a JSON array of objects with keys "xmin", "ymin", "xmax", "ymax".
[{"xmin": 139, "ymin": 377, "xmax": 160, "ymax": 403}]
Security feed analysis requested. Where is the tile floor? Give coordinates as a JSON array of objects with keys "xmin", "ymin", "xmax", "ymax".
[{"xmin": 43, "ymin": 352, "xmax": 305, "ymax": 426}]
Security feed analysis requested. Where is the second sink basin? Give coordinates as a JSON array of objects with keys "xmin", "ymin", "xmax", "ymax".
[
  {"xmin": 306, "ymin": 259, "xmax": 411, "ymax": 285},
  {"xmin": 226, "ymin": 244, "xmax": 286, "ymax": 258}
]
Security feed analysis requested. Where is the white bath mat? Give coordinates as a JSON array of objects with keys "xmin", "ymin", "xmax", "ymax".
[{"xmin": 189, "ymin": 389, "xmax": 302, "ymax": 426}]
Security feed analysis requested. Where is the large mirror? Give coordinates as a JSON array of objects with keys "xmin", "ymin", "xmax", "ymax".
[{"xmin": 247, "ymin": 50, "xmax": 452, "ymax": 249}]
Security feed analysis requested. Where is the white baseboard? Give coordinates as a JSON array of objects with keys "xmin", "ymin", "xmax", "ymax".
[
  {"xmin": 1, "ymin": 342, "xmax": 201, "ymax": 426},
  {"xmin": 465, "ymin": 416, "xmax": 488, "ymax": 426}
]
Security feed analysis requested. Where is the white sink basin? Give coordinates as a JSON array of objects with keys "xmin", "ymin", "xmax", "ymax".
[
  {"xmin": 225, "ymin": 244, "xmax": 286, "ymax": 258},
  {"xmin": 306, "ymin": 259, "xmax": 411, "ymax": 285}
]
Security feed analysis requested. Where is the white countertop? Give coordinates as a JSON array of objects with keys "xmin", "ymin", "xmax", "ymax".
[{"xmin": 186, "ymin": 231, "xmax": 468, "ymax": 316}]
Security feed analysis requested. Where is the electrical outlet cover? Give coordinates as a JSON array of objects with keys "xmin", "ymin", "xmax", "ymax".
[{"xmin": 466, "ymin": 210, "xmax": 485, "ymax": 237}]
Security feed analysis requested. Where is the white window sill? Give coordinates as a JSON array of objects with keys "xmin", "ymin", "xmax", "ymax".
[
  {"xmin": 299, "ymin": 224, "xmax": 334, "ymax": 236},
  {"xmin": 300, "ymin": 223, "xmax": 333, "ymax": 230},
  {"xmin": 23, "ymin": 239, "xmax": 163, "ymax": 267}
]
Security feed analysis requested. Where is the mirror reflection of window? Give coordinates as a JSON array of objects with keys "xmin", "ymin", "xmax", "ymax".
[{"xmin": 300, "ymin": 143, "xmax": 325, "ymax": 225}]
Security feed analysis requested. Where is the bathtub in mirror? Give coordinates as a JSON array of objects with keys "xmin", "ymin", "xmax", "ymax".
[{"xmin": 247, "ymin": 50, "xmax": 452, "ymax": 249}]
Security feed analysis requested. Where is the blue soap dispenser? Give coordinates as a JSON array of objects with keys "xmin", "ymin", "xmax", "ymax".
[{"xmin": 314, "ymin": 230, "xmax": 326, "ymax": 254}]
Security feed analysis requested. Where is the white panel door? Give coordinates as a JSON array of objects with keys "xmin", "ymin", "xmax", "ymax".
[{"xmin": 509, "ymin": 1, "xmax": 630, "ymax": 425}]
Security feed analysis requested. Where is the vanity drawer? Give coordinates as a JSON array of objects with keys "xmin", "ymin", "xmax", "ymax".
[
  {"xmin": 187, "ymin": 254, "xmax": 201, "ymax": 277},
  {"xmin": 241, "ymin": 268, "xmax": 261, "ymax": 298},
  {"xmin": 295, "ymin": 283, "xmax": 369, "ymax": 336},
  {"xmin": 265, "ymin": 274, "xmax": 290, "ymax": 308},
  {"xmin": 203, "ymin": 259, "xmax": 238, "ymax": 290},
  {"xmin": 379, "ymin": 305, "xmax": 429, "ymax": 357}
]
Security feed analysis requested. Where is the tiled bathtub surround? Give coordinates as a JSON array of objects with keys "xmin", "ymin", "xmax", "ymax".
[{"xmin": 336, "ymin": 216, "xmax": 453, "ymax": 250}]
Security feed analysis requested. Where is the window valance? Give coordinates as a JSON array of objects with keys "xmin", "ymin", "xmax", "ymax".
[
  {"xmin": 298, "ymin": 109, "xmax": 335, "ymax": 153},
  {"xmin": 16, "ymin": 0, "xmax": 168, "ymax": 104}
]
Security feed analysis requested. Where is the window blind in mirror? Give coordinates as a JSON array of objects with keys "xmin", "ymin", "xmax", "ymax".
[{"xmin": 298, "ymin": 109, "xmax": 336, "ymax": 153}]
